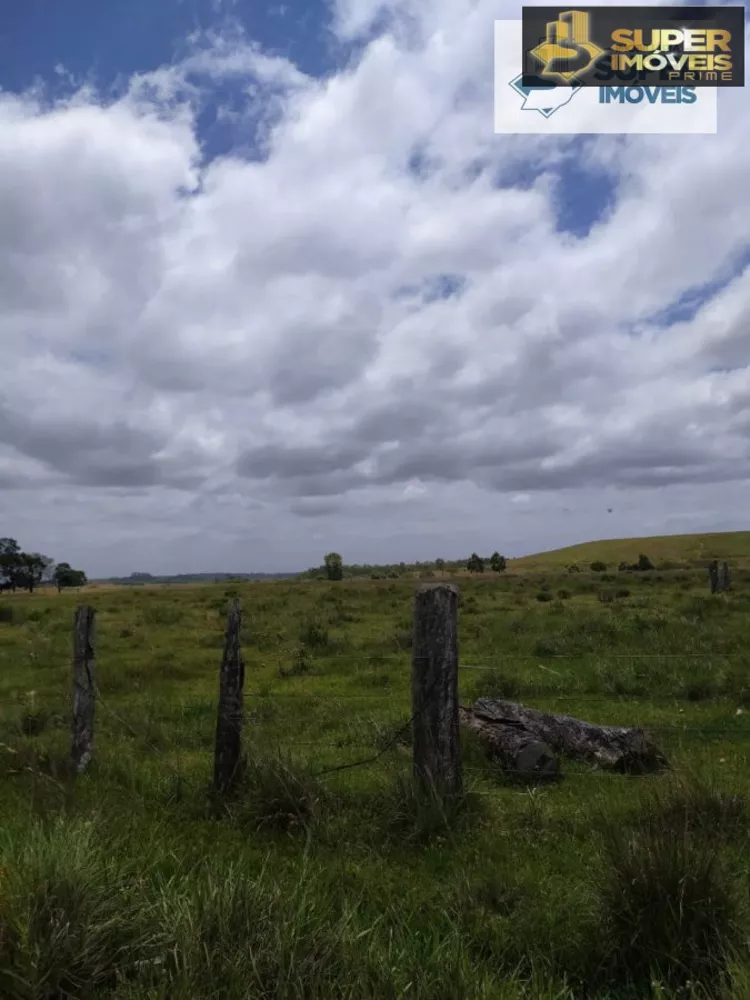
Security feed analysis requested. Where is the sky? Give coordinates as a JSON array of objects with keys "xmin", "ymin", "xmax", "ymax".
[{"xmin": 0, "ymin": 0, "xmax": 749, "ymax": 577}]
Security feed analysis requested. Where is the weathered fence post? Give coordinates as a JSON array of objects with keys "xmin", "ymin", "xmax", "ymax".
[
  {"xmin": 213, "ymin": 599, "xmax": 245, "ymax": 793},
  {"xmin": 719, "ymin": 561, "xmax": 731, "ymax": 592},
  {"xmin": 708, "ymin": 560, "xmax": 719, "ymax": 594},
  {"xmin": 411, "ymin": 583, "xmax": 463, "ymax": 800},
  {"xmin": 71, "ymin": 605, "xmax": 96, "ymax": 774}
]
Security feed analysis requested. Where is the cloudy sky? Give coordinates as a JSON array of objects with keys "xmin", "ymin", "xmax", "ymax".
[{"xmin": 1, "ymin": 0, "xmax": 749, "ymax": 577}]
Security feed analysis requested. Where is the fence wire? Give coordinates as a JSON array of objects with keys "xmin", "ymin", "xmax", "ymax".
[{"xmin": 1, "ymin": 609, "xmax": 749, "ymax": 794}]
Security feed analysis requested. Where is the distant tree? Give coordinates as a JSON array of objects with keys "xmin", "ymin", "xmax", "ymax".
[
  {"xmin": 435, "ymin": 558, "xmax": 445, "ymax": 572},
  {"xmin": 590, "ymin": 561, "xmax": 607, "ymax": 572},
  {"xmin": 0, "ymin": 538, "xmax": 21, "ymax": 592},
  {"xmin": 323, "ymin": 552, "xmax": 343, "ymax": 581},
  {"xmin": 490, "ymin": 552, "xmax": 507, "ymax": 572},
  {"xmin": 467, "ymin": 553, "xmax": 484, "ymax": 574},
  {"xmin": 17, "ymin": 553, "xmax": 54, "ymax": 593},
  {"xmin": 636, "ymin": 553, "xmax": 654, "ymax": 571},
  {"xmin": 53, "ymin": 562, "xmax": 88, "ymax": 592}
]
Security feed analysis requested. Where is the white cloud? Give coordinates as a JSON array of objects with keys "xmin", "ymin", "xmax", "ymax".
[{"xmin": 0, "ymin": 2, "xmax": 749, "ymax": 575}]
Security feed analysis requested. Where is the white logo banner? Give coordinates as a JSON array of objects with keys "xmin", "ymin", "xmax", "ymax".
[{"xmin": 494, "ymin": 20, "xmax": 718, "ymax": 134}]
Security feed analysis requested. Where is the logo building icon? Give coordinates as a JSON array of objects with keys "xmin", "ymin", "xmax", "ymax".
[{"xmin": 530, "ymin": 10, "xmax": 605, "ymax": 83}]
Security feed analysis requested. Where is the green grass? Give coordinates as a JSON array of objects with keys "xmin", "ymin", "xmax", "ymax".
[
  {"xmin": 0, "ymin": 564, "xmax": 748, "ymax": 998},
  {"xmin": 509, "ymin": 530, "xmax": 750, "ymax": 572}
]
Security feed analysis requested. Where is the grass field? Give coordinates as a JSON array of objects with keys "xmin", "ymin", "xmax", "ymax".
[
  {"xmin": 0, "ymin": 556, "xmax": 749, "ymax": 998},
  {"xmin": 508, "ymin": 531, "xmax": 750, "ymax": 573}
]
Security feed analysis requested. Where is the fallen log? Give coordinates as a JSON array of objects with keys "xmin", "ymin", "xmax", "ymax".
[
  {"xmin": 459, "ymin": 705, "xmax": 560, "ymax": 782},
  {"xmin": 461, "ymin": 698, "xmax": 668, "ymax": 775}
]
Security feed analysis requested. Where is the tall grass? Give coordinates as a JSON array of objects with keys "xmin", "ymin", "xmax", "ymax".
[
  {"xmin": 0, "ymin": 818, "xmax": 164, "ymax": 999},
  {"xmin": 1, "ymin": 569, "xmax": 749, "ymax": 997},
  {"xmin": 595, "ymin": 779, "xmax": 746, "ymax": 994}
]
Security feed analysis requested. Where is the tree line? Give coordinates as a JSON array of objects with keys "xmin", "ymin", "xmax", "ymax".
[
  {"xmin": 0, "ymin": 538, "xmax": 87, "ymax": 593},
  {"xmin": 310, "ymin": 551, "xmax": 662, "ymax": 581},
  {"xmin": 305, "ymin": 552, "xmax": 509, "ymax": 581}
]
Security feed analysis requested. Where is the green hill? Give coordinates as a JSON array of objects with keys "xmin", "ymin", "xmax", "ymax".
[{"xmin": 510, "ymin": 530, "xmax": 750, "ymax": 572}]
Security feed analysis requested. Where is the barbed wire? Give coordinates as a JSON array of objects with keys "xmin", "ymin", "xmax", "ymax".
[
  {"xmin": 279, "ymin": 652, "xmax": 750, "ymax": 661},
  {"xmin": 1, "ymin": 627, "xmax": 748, "ymax": 789},
  {"xmin": 306, "ymin": 669, "xmax": 443, "ymax": 778},
  {"xmin": 460, "ymin": 653, "xmax": 750, "ymax": 662},
  {"xmin": 0, "ymin": 687, "xmax": 747, "ymax": 723},
  {"xmin": 0, "ymin": 689, "xmax": 746, "ymax": 705}
]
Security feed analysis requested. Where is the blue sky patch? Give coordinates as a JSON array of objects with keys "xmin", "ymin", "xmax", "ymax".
[
  {"xmin": 0, "ymin": 0, "xmax": 336, "ymax": 96},
  {"xmin": 646, "ymin": 247, "xmax": 750, "ymax": 328},
  {"xmin": 554, "ymin": 154, "xmax": 618, "ymax": 237}
]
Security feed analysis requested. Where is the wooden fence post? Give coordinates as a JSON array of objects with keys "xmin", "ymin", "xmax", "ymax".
[
  {"xmin": 708, "ymin": 560, "xmax": 719, "ymax": 594},
  {"xmin": 411, "ymin": 583, "xmax": 463, "ymax": 799},
  {"xmin": 72, "ymin": 605, "xmax": 96, "ymax": 774},
  {"xmin": 213, "ymin": 599, "xmax": 245, "ymax": 793}
]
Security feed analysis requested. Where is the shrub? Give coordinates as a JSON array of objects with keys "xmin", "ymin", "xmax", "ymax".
[
  {"xmin": 590, "ymin": 561, "xmax": 607, "ymax": 572},
  {"xmin": 598, "ymin": 794, "xmax": 741, "ymax": 991},
  {"xmin": 18, "ymin": 709, "xmax": 50, "ymax": 737},
  {"xmin": 0, "ymin": 604, "xmax": 13, "ymax": 624},
  {"xmin": 637, "ymin": 553, "xmax": 654, "ymax": 571},
  {"xmin": 234, "ymin": 752, "xmax": 322, "ymax": 834},
  {"xmin": 299, "ymin": 620, "xmax": 329, "ymax": 650},
  {"xmin": 598, "ymin": 591, "xmax": 614, "ymax": 603},
  {"xmin": 683, "ymin": 678, "xmax": 717, "ymax": 702},
  {"xmin": 279, "ymin": 647, "xmax": 313, "ymax": 678},
  {"xmin": 648, "ymin": 776, "xmax": 748, "ymax": 841},
  {"xmin": 382, "ymin": 773, "xmax": 475, "ymax": 845},
  {"xmin": 0, "ymin": 819, "xmax": 163, "ymax": 997},
  {"xmin": 536, "ymin": 591, "xmax": 553, "ymax": 602},
  {"xmin": 615, "ymin": 588, "xmax": 630, "ymax": 599},
  {"xmin": 557, "ymin": 589, "xmax": 571, "ymax": 600}
]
